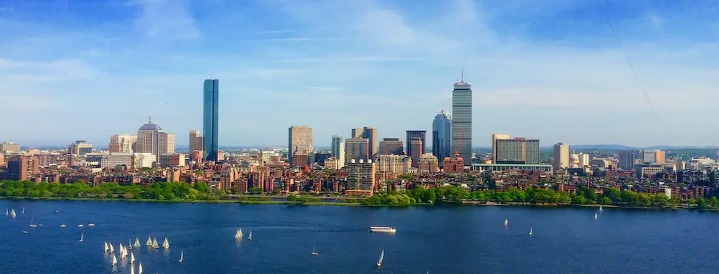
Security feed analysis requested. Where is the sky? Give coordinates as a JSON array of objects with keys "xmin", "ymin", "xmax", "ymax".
[{"xmin": 0, "ymin": 0, "xmax": 718, "ymax": 148}]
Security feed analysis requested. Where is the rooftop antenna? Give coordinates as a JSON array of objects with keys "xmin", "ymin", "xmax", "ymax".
[
  {"xmin": 461, "ymin": 69, "xmax": 464, "ymax": 83},
  {"xmin": 148, "ymin": 115, "xmax": 152, "ymax": 124}
]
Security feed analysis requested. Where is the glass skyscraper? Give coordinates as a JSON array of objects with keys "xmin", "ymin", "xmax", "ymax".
[
  {"xmin": 203, "ymin": 79, "xmax": 219, "ymax": 161},
  {"xmin": 432, "ymin": 110, "xmax": 452, "ymax": 163},
  {"xmin": 451, "ymin": 78, "xmax": 472, "ymax": 166}
]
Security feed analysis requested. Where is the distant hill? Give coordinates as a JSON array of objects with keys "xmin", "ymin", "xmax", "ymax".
[{"xmin": 569, "ymin": 144, "xmax": 636, "ymax": 150}]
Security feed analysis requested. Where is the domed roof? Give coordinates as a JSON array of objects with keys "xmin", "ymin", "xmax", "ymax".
[{"xmin": 139, "ymin": 117, "xmax": 163, "ymax": 131}]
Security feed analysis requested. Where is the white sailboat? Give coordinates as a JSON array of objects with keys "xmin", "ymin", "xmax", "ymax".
[
  {"xmin": 235, "ymin": 228, "xmax": 243, "ymax": 239},
  {"xmin": 130, "ymin": 252, "xmax": 135, "ymax": 264},
  {"xmin": 109, "ymin": 243, "xmax": 115, "ymax": 253},
  {"xmin": 130, "ymin": 264, "xmax": 135, "ymax": 274},
  {"xmin": 178, "ymin": 250, "xmax": 184, "ymax": 263},
  {"xmin": 146, "ymin": 236, "xmax": 152, "ymax": 246},
  {"xmin": 134, "ymin": 237, "xmax": 141, "ymax": 248},
  {"xmin": 504, "ymin": 219, "xmax": 509, "ymax": 226},
  {"xmin": 104, "ymin": 242, "xmax": 109, "ymax": 253},
  {"xmin": 248, "ymin": 230, "xmax": 253, "ymax": 241},
  {"xmin": 376, "ymin": 249, "xmax": 384, "ymax": 268},
  {"xmin": 311, "ymin": 245, "xmax": 319, "ymax": 256},
  {"xmin": 152, "ymin": 237, "xmax": 159, "ymax": 249},
  {"xmin": 528, "ymin": 227, "xmax": 533, "ymax": 235},
  {"xmin": 112, "ymin": 254, "xmax": 117, "ymax": 266},
  {"xmin": 594, "ymin": 213, "xmax": 598, "ymax": 220},
  {"xmin": 10, "ymin": 209, "xmax": 16, "ymax": 218},
  {"xmin": 21, "ymin": 207, "xmax": 24, "ymax": 214},
  {"xmin": 79, "ymin": 233, "xmax": 84, "ymax": 242},
  {"xmin": 29, "ymin": 217, "xmax": 37, "ymax": 228},
  {"xmin": 138, "ymin": 262, "xmax": 143, "ymax": 274},
  {"xmin": 599, "ymin": 205, "xmax": 604, "ymax": 212},
  {"xmin": 128, "ymin": 239, "xmax": 133, "ymax": 250},
  {"xmin": 60, "ymin": 224, "xmax": 66, "ymax": 228},
  {"xmin": 162, "ymin": 237, "xmax": 169, "ymax": 249}
]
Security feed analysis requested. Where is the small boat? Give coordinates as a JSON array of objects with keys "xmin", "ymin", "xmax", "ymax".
[
  {"xmin": 152, "ymin": 237, "xmax": 159, "ymax": 249},
  {"xmin": 22, "ymin": 230, "xmax": 28, "ymax": 234},
  {"xmin": 112, "ymin": 254, "xmax": 117, "ymax": 266},
  {"xmin": 311, "ymin": 245, "xmax": 319, "ymax": 256},
  {"xmin": 146, "ymin": 236, "xmax": 152, "ymax": 246},
  {"xmin": 369, "ymin": 226, "xmax": 397, "ymax": 233},
  {"xmin": 55, "ymin": 210, "xmax": 59, "ymax": 214},
  {"xmin": 162, "ymin": 237, "xmax": 170, "ymax": 249},
  {"xmin": 248, "ymin": 230, "xmax": 253, "ymax": 241},
  {"xmin": 235, "ymin": 228, "xmax": 243, "ymax": 239},
  {"xmin": 134, "ymin": 238, "xmax": 141, "ymax": 248},
  {"xmin": 178, "ymin": 250, "xmax": 184, "ymax": 263},
  {"xmin": 79, "ymin": 233, "xmax": 84, "ymax": 242},
  {"xmin": 138, "ymin": 262, "xmax": 143, "ymax": 274},
  {"xmin": 594, "ymin": 213, "xmax": 598, "ymax": 220},
  {"xmin": 109, "ymin": 243, "xmax": 115, "ymax": 253},
  {"xmin": 128, "ymin": 239, "xmax": 133, "ymax": 250},
  {"xmin": 130, "ymin": 264, "xmax": 135, "ymax": 274},
  {"xmin": 10, "ymin": 209, "xmax": 16, "ymax": 218},
  {"xmin": 504, "ymin": 219, "xmax": 509, "ymax": 226},
  {"xmin": 77, "ymin": 224, "xmax": 84, "ymax": 227},
  {"xmin": 376, "ymin": 249, "xmax": 384, "ymax": 268},
  {"xmin": 130, "ymin": 252, "xmax": 135, "ymax": 264},
  {"xmin": 528, "ymin": 227, "xmax": 533, "ymax": 235},
  {"xmin": 21, "ymin": 207, "xmax": 24, "ymax": 214},
  {"xmin": 104, "ymin": 242, "xmax": 109, "ymax": 253},
  {"xmin": 60, "ymin": 224, "xmax": 66, "ymax": 228},
  {"xmin": 599, "ymin": 206, "xmax": 604, "ymax": 212},
  {"xmin": 29, "ymin": 217, "xmax": 37, "ymax": 228},
  {"xmin": 88, "ymin": 223, "xmax": 95, "ymax": 227}
]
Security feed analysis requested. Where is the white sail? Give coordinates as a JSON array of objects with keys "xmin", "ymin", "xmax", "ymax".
[
  {"xmin": 504, "ymin": 219, "xmax": 509, "ymax": 226},
  {"xmin": 104, "ymin": 242, "xmax": 109, "ymax": 253},
  {"xmin": 529, "ymin": 227, "xmax": 533, "ymax": 235},
  {"xmin": 152, "ymin": 238, "xmax": 159, "ymax": 249},
  {"xmin": 594, "ymin": 213, "xmax": 598, "ymax": 220},
  {"xmin": 21, "ymin": 207, "xmax": 24, "ymax": 214},
  {"xmin": 128, "ymin": 239, "xmax": 133, "ymax": 250},
  {"xmin": 131, "ymin": 252, "xmax": 135, "ymax": 264},
  {"xmin": 109, "ymin": 243, "xmax": 114, "ymax": 253},
  {"xmin": 248, "ymin": 230, "xmax": 253, "ymax": 240},
  {"xmin": 79, "ymin": 233, "xmax": 83, "ymax": 242},
  {"xmin": 235, "ymin": 228, "xmax": 243, "ymax": 239},
  {"xmin": 138, "ymin": 263, "xmax": 143, "ymax": 274},
  {"xmin": 112, "ymin": 255, "xmax": 117, "ymax": 266},
  {"xmin": 178, "ymin": 250, "xmax": 184, "ymax": 263},
  {"xmin": 377, "ymin": 250, "xmax": 384, "ymax": 268},
  {"xmin": 134, "ymin": 237, "xmax": 141, "ymax": 247},
  {"xmin": 130, "ymin": 264, "xmax": 135, "ymax": 274},
  {"xmin": 311, "ymin": 245, "xmax": 319, "ymax": 256},
  {"xmin": 146, "ymin": 236, "xmax": 152, "ymax": 246},
  {"xmin": 10, "ymin": 209, "xmax": 15, "ymax": 217},
  {"xmin": 162, "ymin": 237, "xmax": 169, "ymax": 249},
  {"xmin": 599, "ymin": 206, "xmax": 603, "ymax": 212}
]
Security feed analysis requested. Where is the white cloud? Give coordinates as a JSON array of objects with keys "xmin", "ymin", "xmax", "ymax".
[{"xmin": 128, "ymin": 0, "xmax": 201, "ymax": 41}]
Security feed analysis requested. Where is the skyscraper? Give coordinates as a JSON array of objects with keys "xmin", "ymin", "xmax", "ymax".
[
  {"xmin": 203, "ymin": 78, "xmax": 219, "ymax": 162},
  {"xmin": 345, "ymin": 137, "xmax": 369, "ymax": 164},
  {"xmin": 553, "ymin": 143, "xmax": 570, "ymax": 171},
  {"xmin": 288, "ymin": 126, "xmax": 313, "ymax": 164},
  {"xmin": 495, "ymin": 137, "xmax": 540, "ymax": 164},
  {"xmin": 451, "ymin": 76, "xmax": 472, "ymax": 165},
  {"xmin": 352, "ymin": 127, "xmax": 378, "ymax": 157},
  {"xmin": 379, "ymin": 138, "xmax": 404, "ymax": 155},
  {"xmin": 331, "ymin": 135, "xmax": 345, "ymax": 168},
  {"xmin": 432, "ymin": 110, "xmax": 451, "ymax": 163},
  {"xmin": 491, "ymin": 133, "xmax": 510, "ymax": 164},
  {"xmin": 136, "ymin": 117, "xmax": 175, "ymax": 161},
  {"xmin": 409, "ymin": 137, "xmax": 424, "ymax": 168},
  {"xmin": 109, "ymin": 134, "xmax": 137, "ymax": 153},
  {"xmin": 405, "ymin": 130, "xmax": 426, "ymax": 160},
  {"xmin": 189, "ymin": 130, "xmax": 204, "ymax": 153},
  {"xmin": 618, "ymin": 150, "xmax": 638, "ymax": 170}
]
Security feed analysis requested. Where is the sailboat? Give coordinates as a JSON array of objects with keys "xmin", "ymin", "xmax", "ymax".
[
  {"xmin": 138, "ymin": 262, "xmax": 143, "ymax": 274},
  {"xmin": 104, "ymin": 242, "xmax": 109, "ymax": 253},
  {"xmin": 178, "ymin": 250, "xmax": 184, "ymax": 263},
  {"xmin": 146, "ymin": 236, "xmax": 153, "ymax": 246},
  {"xmin": 60, "ymin": 224, "xmax": 66, "ymax": 228},
  {"xmin": 528, "ymin": 227, "xmax": 533, "ymax": 235},
  {"xmin": 504, "ymin": 219, "xmax": 509, "ymax": 226},
  {"xmin": 112, "ymin": 254, "xmax": 117, "ymax": 266},
  {"xmin": 599, "ymin": 205, "xmax": 604, "ymax": 212},
  {"xmin": 21, "ymin": 207, "xmax": 24, "ymax": 214},
  {"xmin": 248, "ymin": 230, "xmax": 253, "ymax": 241},
  {"xmin": 311, "ymin": 245, "xmax": 319, "ymax": 256},
  {"xmin": 10, "ymin": 209, "xmax": 16, "ymax": 218},
  {"xmin": 130, "ymin": 252, "xmax": 135, "ymax": 264},
  {"xmin": 79, "ymin": 233, "xmax": 84, "ymax": 242},
  {"xmin": 376, "ymin": 249, "xmax": 384, "ymax": 268},
  {"xmin": 134, "ymin": 237, "xmax": 141, "ymax": 248},
  {"xmin": 594, "ymin": 213, "xmax": 598, "ymax": 220},
  {"xmin": 109, "ymin": 243, "xmax": 115, "ymax": 253},
  {"xmin": 152, "ymin": 237, "xmax": 159, "ymax": 249},
  {"xmin": 235, "ymin": 228, "xmax": 243, "ymax": 239},
  {"xmin": 128, "ymin": 239, "xmax": 133, "ymax": 250},
  {"xmin": 130, "ymin": 265, "xmax": 135, "ymax": 274},
  {"xmin": 162, "ymin": 237, "xmax": 170, "ymax": 249},
  {"xmin": 29, "ymin": 217, "xmax": 37, "ymax": 228}
]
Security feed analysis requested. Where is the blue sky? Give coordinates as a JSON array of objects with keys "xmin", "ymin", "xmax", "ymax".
[{"xmin": 1, "ymin": 0, "xmax": 718, "ymax": 148}]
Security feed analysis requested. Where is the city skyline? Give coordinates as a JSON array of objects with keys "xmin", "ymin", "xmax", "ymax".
[{"xmin": 1, "ymin": 1, "xmax": 718, "ymax": 147}]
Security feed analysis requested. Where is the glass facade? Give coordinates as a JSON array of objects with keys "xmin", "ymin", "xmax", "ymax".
[
  {"xmin": 203, "ymin": 79, "xmax": 219, "ymax": 161},
  {"xmin": 432, "ymin": 110, "xmax": 452, "ymax": 163},
  {"xmin": 451, "ymin": 82, "xmax": 472, "ymax": 165}
]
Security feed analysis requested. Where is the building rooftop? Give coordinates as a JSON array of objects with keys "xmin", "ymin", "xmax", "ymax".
[{"xmin": 139, "ymin": 117, "xmax": 163, "ymax": 131}]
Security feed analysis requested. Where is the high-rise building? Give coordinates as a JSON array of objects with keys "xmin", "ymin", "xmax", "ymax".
[
  {"xmin": 405, "ymin": 130, "xmax": 426, "ymax": 160},
  {"xmin": 491, "ymin": 133, "xmax": 511, "ymax": 164},
  {"xmin": 346, "ymin": 159, "xmax": 376, "ymax": 191},
  {"xmin": 495, "ymin": 137, "xmax": 540, "ymax": 164},
  {"xmin": 409, "ymin": 137, "xmax": 424, "ymax": 168},
  {"xmin": 288, "ymin": 126, "xmax": 313, "ymax": 165},
  {"xmin": 0, "ymin": 142, "xmax": 20, "ymax": 153},
  {"xmin": 68, "ymin": 140, "xmax": 93, "ymax": 156},
  {"xmin": 5, "ymin": 155, "xmax": 39, "ymax": 181},
  {"xmin": 451, "ymin": 76, "xmax": 472, "ymax": 166},
  {"xmin": 432, "ymin": 110, "xmax": 451, "ymax": 164},
  {"xmin": 109, "ymin": 134, "xmax": 137, "ymax": 153},
  {"xmin": 418, "ymin": 153, "xmax": 439, "ymax": 173},
  {"xmin": 553, "ymin": 143, "xmax": 570, "ymax": 171},
  {"xmin": 377, "ymin": 154, "xmax": 412, "ymax": 177},
  {"xmin": 378, "ymin": 138, "xmax": 404, "ymax": 155},
  {"xmin": 189, "ymin": 130, "xmax": 204, "ymax": 153},
  {"xmin": 345, "ymin": 137, "xmax": 369, "ymax": 164},
  {"xmin": 331, "ymin": 135, "xmax": 345, "ymax": 168},
  {"xmin": 135, "ymin": 117, "xmax": 175, "ymax": 161},
  {"xmin": 715, "ymin": 149, "xmax": 719, "ymax": 162},
  {"xmin": 642, "ymin": 150, "xmax": 666, "ymax": 165},
  {"xmin": 352, "ymin": 127, "xmax": 378, "ymax": 157},
  {"xmin": 203, "ymin": 78, "xmax": 219, "ymax": 162},
  {"xmin": 618, "ymin": 150, "xmax": 638, "ymax": 170}
]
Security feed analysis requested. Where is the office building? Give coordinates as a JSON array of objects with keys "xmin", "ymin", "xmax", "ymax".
[
  {"xmin": 432, "ymin": 110, "xmax": 451, "ymax": 164},
  {"xmin": 635, "ymin": 163, "xmax": 664, "ymax": 179},
  {"xmin": 491, "ymin": 133, "xmax": 511, "ymax": 164},
  {"xmin": 451, "ymin": 76, "xmax": 472, "ymax": 165},
  {"xmin": 409, "ymin": 137, "xmax": 424, "ymax": 168},
  {"xmin": 345, "ymin": 137, "xmax": 369, "ymax": 164},
  {"xmin": 377, "ymin": 154, "xmax": 412, "ymax": 176},
  {"xmin": 495, "ymin": 137, "xmax": 540, "ymax": 164},
  {"xmin": 378, "ymin": 138, "xmax": 404, "ymax": 156},
  {"xmin": 618, "ymin": 150, "xmax": 638, "ymax": 170},
  {"xmin": 418, "ymin": 153, "xmax": 439, "ymax": 173},
  {"xmin": 68, "ymin": 140, "xmax": 93, "ymax": 156},
  {"xmin": 553, "ymin": 143, "xmax": 570, "ymax": 171},
  {"xmin": 5, "ymin": 155, "xmax": 39, "ymax": 181},
  {"xmin": 189, "ymin": 130, "xmax": 204, "ymax": 153},
  {"xmin": 331, "ymin": 135, "xmax": 345, "ymax": 168},
  {"xmin": 159, "ymin": 153, "xmax": 186, "ymax": 168},
  {"xmin": 288, "ymin": 126, "xmax": 313, "ymax": 165},
  {"xmin": 443, "ymin": 156, "xmax": 465, "ymax": 173},
  {"xmin": 203, "ymin": 79, "xmax": 219, "ymax": 161},
  {"xmin": 346, "ymin": 159, "xmax": 376, "ymax": 191},
  {"xmin": 351, "ymin": 127, "xmax": 378, "ymax": 157},
  {"xmin": 109, "ymin": 134, "xmax": 137, "ymax": 153},
  {"xmin": 136, "ymin": 117, "xmax": 175, "ymax": 161},
  {"xmin": 406, "ymin": 130, "xmax": 426, "ymax": 160},
  {"xmin": 642, "ymin": 150, "xmax": 666, "ymax": 165},
  {"xmin": 0, "ymin": 142, "xmax": 20, "ymax": 153}
]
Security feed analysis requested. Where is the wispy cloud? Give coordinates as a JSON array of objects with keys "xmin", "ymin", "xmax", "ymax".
[{"xmin": 128, "ymin": 0, "xmax": 201, "ymax": 41}]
